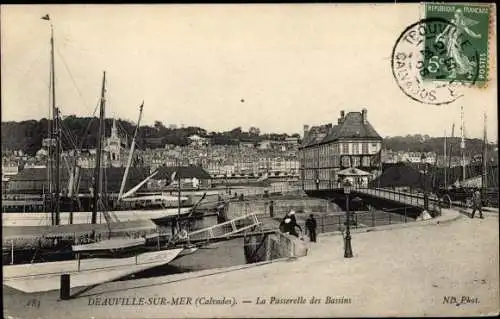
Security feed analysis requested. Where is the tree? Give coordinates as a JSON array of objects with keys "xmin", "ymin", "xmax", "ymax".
[
  {"xmin": 249, "ymin": 126, "xmax": 261, "ymax": 136},
  {"xmin": 154, "ymin": 120, "xmax": 165, "ymax": 131}
]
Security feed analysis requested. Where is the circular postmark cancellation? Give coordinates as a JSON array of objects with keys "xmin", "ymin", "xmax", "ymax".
[{"xmin": 391, "ymin": 18, "xmax": 479, "ymax": 105}]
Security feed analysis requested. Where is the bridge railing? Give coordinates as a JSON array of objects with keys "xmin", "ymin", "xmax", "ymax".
[
  {"xmin": 351, "ymin": 187, "xmax": 442, "ymax": 216},
  {"xmin": 290, "ymin": 209, "xmax": 412, "ymax": 235},
  {"xmin": 186, "ymin": 213, "xmax": 261, "ymax": 242}
]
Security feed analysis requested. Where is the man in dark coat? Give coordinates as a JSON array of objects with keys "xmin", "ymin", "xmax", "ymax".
[
  {"xmin": 305, "ymin": 214, "xmax": 317, "ymax": 242},
  {"xmin": 470, "ymin": 190, "xmax": 484, "ymax": 219}
]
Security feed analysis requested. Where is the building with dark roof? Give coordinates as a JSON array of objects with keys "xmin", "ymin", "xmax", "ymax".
[
  {"xmin": 299, "ymin": 108, "xmax": 383, "ymax": 191},
  {"xmin": 6, "ymin": 166, "xmax": 150, "ymax": 195}
]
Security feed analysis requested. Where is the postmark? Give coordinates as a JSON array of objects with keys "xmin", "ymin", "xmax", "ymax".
[
  {"xmin": 391, "ymin": 18, "xmax": 479, "ymax": 105},
  {"xmin": 424, "ymin": 3, "xmax": 491, "ymax": 87}
]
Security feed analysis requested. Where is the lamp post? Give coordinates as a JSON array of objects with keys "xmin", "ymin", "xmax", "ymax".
[{"xmin": 343, "ymin": 180, "xmax": 353, "ymax": 258}]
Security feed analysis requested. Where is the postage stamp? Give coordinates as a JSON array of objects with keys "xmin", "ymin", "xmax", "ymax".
[
  {"xmin": 391, "ymin": 3, "xmax": 492, "ymax": 105},
  {"xmin": 424, "ymin": 3, "xmax": 492, "ymax": 87}
]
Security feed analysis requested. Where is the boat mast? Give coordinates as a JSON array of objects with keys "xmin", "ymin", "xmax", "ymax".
[
  {"xmin": 54, "ymin": 107, "xmax": 61, "ymax": 225},
  {"xmin": 118, "ymin": 102, "xmax": 144, "ymax": 201},
  {"xmin": 482, "ymin": 113, "xmax": 487, "ymax": 191},
  {"xmin": 177, "ymin": 159, "xmax": 181, "ymax": 233},
  {"xmin": 44, "ymin": 16, "xmax": 60, "ymax": 226},
  {"xmin": 448, "ymin": 123, "xmax": 455, "ymax": 183},
  {"xmin": 92, "ymin": 71, "xmax": 106, "ymax": 225},
  {"xmin": 460, "ymin": 106, "xmax": 466, "ymax": 183},
  {"xmin": 443, "ymin": 129, "xmax": 447, "ymax": 188}
]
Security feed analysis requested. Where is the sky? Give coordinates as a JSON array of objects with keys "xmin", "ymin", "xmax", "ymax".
[{"xmin": 1, "ymin": 4, "xmax": 497, "ymax": 140}]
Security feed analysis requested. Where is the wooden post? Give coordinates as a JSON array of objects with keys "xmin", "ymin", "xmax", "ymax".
[
  {"xmin": 77, "ymin": 253, "xmax": 81, "ymax": 271},
  {"xmin": 404, "ymin": 207, "xmax": 407, "ymax": 223},
  {"xmin": 11, "ymin": 240, "xmax": 14, "ymax": 265},
  {"xmin": 60, "ymin": 274, "xmax": 71, "ymax": 300}
]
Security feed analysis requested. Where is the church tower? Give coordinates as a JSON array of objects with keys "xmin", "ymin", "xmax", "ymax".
[{"xmin": 107, "ymin": 119, "xmax": 122, "ymax": 167}]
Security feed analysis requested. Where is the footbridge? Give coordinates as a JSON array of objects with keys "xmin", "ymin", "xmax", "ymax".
[{"xmin": 309, "ymin": 187, "xmax": 446, "ymax": 218}]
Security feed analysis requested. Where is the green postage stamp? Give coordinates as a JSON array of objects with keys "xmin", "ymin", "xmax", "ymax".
[
  {"xmin": 423, "ymin": 3, "xmax": 492, "ymax": 87},
  {"xmin": 391, "ymin": 2, "xmax": 493, "ymax": 105}
]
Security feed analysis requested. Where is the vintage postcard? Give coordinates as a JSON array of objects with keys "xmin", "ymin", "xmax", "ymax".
[{"xmin": 1, "ymin": 3, "xmax": 498, "ymax": 318}]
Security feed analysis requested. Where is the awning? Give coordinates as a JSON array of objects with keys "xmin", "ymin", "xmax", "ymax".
[
  {"xmin": 337, "ymin": 167, "xmax": 371, "ymax": 176},
  {"xmin": 2, "ymin": 219, "xmax": 158, "ymax": 241}
]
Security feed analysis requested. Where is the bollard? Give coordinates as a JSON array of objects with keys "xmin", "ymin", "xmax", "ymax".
[
  {"xmin": 60, "ymin": 274, "xmax": 71, "ymax": 300},
  {"xmin": 11, "ymin": 240, "xmax": 14, "ymax": 265}
]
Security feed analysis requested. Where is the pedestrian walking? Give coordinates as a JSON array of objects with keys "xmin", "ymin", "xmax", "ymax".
[
  {"xmin": 305, "ymin": 214, "xmax": 317, "ymax": 242},
  {"xmin": 283, "ymin": 210, "xmax": 302, "ymax": 237},
  {"xmin": 470, "ymin": 190, "xmax": 484, "ymax": 219},
  {"xmin": 216, "ymin": 202, "xmax": 226, "ymax": 224},
  {"xmin": 269, "ymin": 200, "xmax": 274, "ymax": 218}
]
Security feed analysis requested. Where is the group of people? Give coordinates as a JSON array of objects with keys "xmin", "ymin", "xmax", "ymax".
[{"xmin": 280, "ymin": 210, "xmax": 318, "ymax": 243}]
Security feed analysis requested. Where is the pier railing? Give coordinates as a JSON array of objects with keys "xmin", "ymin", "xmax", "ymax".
[
  {"xmin": 185, "ymin": 213, "xmax": 262, "ymax": 242},
  {"xmin": 309, "ymin": 208, "xmax": 412, "ymax": 235},
  {"xmin": 242, "ymin": 206, "xmax": 415, "ymax": 236},
  {"xmin": 355, "ymin": 187, "xmax": 442, "ymax": 215}
]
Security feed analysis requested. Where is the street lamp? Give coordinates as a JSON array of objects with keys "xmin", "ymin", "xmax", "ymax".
[{"xmin": 343, "ymin": 179, "xmax": 353, "ymax": 258}]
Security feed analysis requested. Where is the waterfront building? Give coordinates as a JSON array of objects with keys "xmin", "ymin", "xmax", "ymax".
[
  {"xmin": 188, "ymin": 134, "xmax": 210, "ymax": 146},
  {"xmin": 299, "ymin": 108, "xmax": 383, "ymax": 191}
]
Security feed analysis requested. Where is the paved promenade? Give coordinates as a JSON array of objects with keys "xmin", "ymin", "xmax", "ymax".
[{"xmin": 4, "ymin": 209, "xmax": 498, "ymax": 318}]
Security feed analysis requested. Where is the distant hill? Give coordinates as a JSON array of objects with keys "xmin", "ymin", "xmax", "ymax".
[
  {"xmin": 383, "ymin": 134, "xmax": 496, "ymax": 157},
  {"xmin": 1, "ymin": 118, "xmax": 300, "ymax": 155}
]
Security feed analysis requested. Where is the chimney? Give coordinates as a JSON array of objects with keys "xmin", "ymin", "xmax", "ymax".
[
  {"xmin": 361, "ymin": 108, "xmax": 367, "ymax": 124},
  {"xmin": 303, "ymin": 124, "xmax": 309, "ymax": 137},
  {"xmin": 338, "ymin": 110, "xmax": 345, "ymax": 124}
]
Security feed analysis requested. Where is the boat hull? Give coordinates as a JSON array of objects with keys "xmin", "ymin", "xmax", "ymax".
[
  {"xmin": 2, "ymin": 207, "xmax": 192, "ymax": 227},
  {"xmin": 3, "ymin": 248, "xmax": 185, "ymax": 293}
]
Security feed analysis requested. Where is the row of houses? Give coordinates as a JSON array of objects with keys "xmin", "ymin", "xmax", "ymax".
[
  {"xmin": 184, "ymin": 134, "xmax": 300, "ymax": 150},
  {"xmin": 3, "ymin": 165, "xmax": 212, "ymax": 195}
]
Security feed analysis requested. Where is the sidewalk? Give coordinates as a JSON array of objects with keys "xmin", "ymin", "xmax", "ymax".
[{"xmin": 4, "ymin": 210, "xmax": 498, "ymax": 318}]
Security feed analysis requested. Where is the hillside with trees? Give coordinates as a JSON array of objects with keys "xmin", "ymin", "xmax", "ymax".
[
  {"xmin": 1, "ymin": 118, "xmax": 495, "ymax": 157},
  {"xmin": 383, "ymin": 134, "xmax": 494, "ymax": 157}
]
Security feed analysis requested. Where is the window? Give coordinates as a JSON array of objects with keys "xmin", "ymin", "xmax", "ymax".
[
  {"xmin": 352, "ymin": 143, "xmax": 359, "ymax": 154},
  {"xmin": 342, "ymin": 143, "xmax": 349, "ymax": 154},
  {"xmin": 362, "ymin": 142, "xmax": 368, "ymax": 154},
  {"xmin": 352, "ymin": 156, "xmax": 360, "ymax": 167},
  {"xmin": 362, "ymin": 156, "xmax": 371, "ymax": 167},
  {"xmin": 341, "ymin": 156, "xmax": 350, "ymax": 167}
]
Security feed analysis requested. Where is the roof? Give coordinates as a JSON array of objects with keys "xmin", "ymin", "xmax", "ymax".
[
  {"xmin": 369, "ymin": 163, "xmax": 430, "ymax": 188},
  {"xmin": 8, "ymin": 167, "xmax": 151, "ymax": 193},
  {"xmin": 301, "ymin": 111, "xmax": 382, "ymax": 148},
  {"xmin": 155, "ymin": 165, "xmax": 212, "ymax": 180}
]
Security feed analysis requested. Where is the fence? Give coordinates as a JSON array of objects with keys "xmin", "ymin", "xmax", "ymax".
[
  {"xmin": 250, "ymin": 207, "xmax": 415, "ymax": 235},
  {"xmin": 353, "ymin": 187, "xmax": 443, "ymax": 216},
  {"xmin": 308, "ymin": 209, "xmax": 411, "ymax": 235},
  {"xmin": 226, "ymin": 198, "xmax": 339, "ymax": 220}
]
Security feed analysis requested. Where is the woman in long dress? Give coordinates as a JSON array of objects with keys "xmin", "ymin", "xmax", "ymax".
[{"xmin": 435, "ymin": 9, "xmax": 482, "ymax": 79}]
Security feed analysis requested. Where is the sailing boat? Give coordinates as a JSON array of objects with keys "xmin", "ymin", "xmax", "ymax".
[
  {"xmin": 3, "ymin": 70, "xmax": 197, "ymax": 294},
  {"xmin": 1, "ymin": 17, "xmax": 203, "ymax": 227}
]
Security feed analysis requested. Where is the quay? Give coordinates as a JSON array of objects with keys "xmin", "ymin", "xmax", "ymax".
[{"xmin": 3, "ymin": 205, "xmax": 498, "ymax": 318}]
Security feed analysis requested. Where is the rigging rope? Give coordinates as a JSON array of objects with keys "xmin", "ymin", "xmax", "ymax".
[{"xmin": 55, "ymin": 46, "xmax": 92, "ymax": 115}]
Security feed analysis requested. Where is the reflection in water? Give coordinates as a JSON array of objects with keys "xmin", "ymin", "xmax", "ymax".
[{"xmin": 126, "ymin": 215, "xmax": 247, "ymax": 280}]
